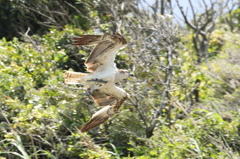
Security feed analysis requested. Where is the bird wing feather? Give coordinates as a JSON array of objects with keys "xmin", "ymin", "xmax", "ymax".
[
  {"xmin": 81, "ymin": 86, "xmax": 128, "ymax": 132},
  {"xmin": 85, "ymin": 41, "xmax": 115, "ymax": 72},
  {"xmin": 72, "ymin": 35, "xmax": 103, "ymax": 46},
  {"xmin": 72, "ymin": 35, "xmax": 121, "ymax": 72},
  {"xmin": 88, "ymin": 89, "xmax": 117, "ymax": 106},
  {"xmin": 80, "ymin": 106, "xmax": 113, "ymax": 132}
]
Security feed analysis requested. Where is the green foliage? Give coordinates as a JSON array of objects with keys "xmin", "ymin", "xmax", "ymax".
[
  {"xmin": 219, "ymin": 8, "xmax": 240, "ymax": 31},
  {"xmin": 126, "ymin": 109, "xmax": 240, "ymax": 159},
  {"xmin": 0, "ymin": 1, "xmax": 240, "ymax": 159},
  {"xmin": 0, "ymin": 0, "xmax": 91, "ymax": 40},
  {"xmin": 0, "ymin": 26, "xmax": 113, "ymax": 158}
]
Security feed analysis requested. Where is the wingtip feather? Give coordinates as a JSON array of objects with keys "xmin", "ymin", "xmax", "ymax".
[
  {"xmin": 72, "ymin": 35, "xmax": 103, "ymax": 46},
  {"xmin": 80, "ymin": 116, "xmax": 109, "ymax": 132}
]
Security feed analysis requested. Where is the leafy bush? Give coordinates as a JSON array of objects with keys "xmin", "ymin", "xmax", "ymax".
[
  {"xmin": 126, "ymin": 109, "xmax": 240, "ymax": 159},
  {"xmin": 0, "ymin": 26, "xmax": 111, "ymax": 158},
  {"xmin": 0, "ymin": 1, "xmax": 240, "ymax": 158}
]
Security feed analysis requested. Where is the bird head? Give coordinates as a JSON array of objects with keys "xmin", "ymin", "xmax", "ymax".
[{"xmin": 115, "ymin": 32, "xmax": 127, "ymax": 45}]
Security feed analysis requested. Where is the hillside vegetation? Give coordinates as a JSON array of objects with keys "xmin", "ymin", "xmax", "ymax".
[{"xmin": 0, "ymin": 0, "xmax": 240, "ymax": 158}]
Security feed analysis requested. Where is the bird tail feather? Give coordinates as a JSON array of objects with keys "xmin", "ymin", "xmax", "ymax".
[{"xmin": 64, "ymin": 71, "xmax": 88, "ymax": 84}]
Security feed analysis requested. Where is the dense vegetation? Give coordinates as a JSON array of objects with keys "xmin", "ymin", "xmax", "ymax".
[{"xmin": 0, "ymin": 0, "xmax": 240, "ymax": 158}]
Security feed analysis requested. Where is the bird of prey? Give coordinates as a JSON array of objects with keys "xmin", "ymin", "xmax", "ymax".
[
  {"xmin": 65, "ymin": 69, "xmax": 132, "ymax": 132},
  {"xmin": 65, "ymin": 32, "xmax": 131, "ymax": 132}
]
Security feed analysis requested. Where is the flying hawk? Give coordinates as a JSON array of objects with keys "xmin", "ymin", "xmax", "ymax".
[
  {"xmin": 65, "ymin": 32, "xmax": 131, "ymax": 132},
  {"xmin": 65, "ymin": 69, "xmax": 132, "ymax": 132}
]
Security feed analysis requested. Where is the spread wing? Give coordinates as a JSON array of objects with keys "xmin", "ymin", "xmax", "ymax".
[
  {"xmin": 85, "ymin": 41, "xmax": 115, "ymax": 72},
  {"xmin": 81, "ymin": 85, "xmax": 128, "ymax": 132},
  {"xmin": 72, "ymin": 34, "xmax": 127, "ymax": 72},
  {"xmin": 80, "ymin": 106, "xmax": 114, "ymax": 132},
  {"xmin": 88, "ymin": 89, "xmax": 117, "ymax": 106},
  {"xmin": 72, "ymin": 35, "xmax": 115, "ymax": 72}
]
